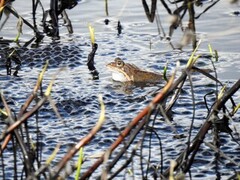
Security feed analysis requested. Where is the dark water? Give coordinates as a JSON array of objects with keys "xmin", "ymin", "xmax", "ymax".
[{"xmin": 0, "ymin": 0, "xmax": 240, "ymax": 179}]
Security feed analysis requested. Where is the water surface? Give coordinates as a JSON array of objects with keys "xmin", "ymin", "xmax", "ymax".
[{"xmin": 0, "ymin": 0, "xmax": 239, "ymax": 179}]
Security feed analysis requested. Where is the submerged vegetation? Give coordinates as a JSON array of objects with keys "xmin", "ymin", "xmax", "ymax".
[{"xmin": 0, "ymin": 0, "xmax": 240, "ymax": 179}]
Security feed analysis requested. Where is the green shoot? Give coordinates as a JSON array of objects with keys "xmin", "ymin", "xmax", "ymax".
[
  {"xmin": 0, "ymin": 108, "xmax": 8, "ymax": 118},
  {"xmin": 88, "ymin": 24, "xmax": 95, "ymax": 45},
  {"xmin": 14, "ymin": 17, "xmax": 23, "ymax": 42},
  {"xmin": 97, "ymin": 94, "xmax": 105, "ymax": 128},
  {"xmin": 208, "ymin": 44, "xmax": 213, "ymax": 56},
  {"xmin": 233, "ymin": 103, "xmax": 240, "ymax": 115},
  {"xmin": 186, "ymin": 39, "xmax": 201, "ymax": 68},
  {"xmin": 75, "ymin": 147, "xmax": 84, "ymax": 180},
  {"xmin": 34, "ymin": 61, "xmax": 48, "ymax": 92},
  {"xmin": 217, "ymin": 85, "xmax": 226, "ymax": 100},
  {"xmin": 45, "ymin": 144, "xmax": 60, "ymax": 165},
  {"xmin": 208, "ymin": 44, "xmax": 219, "ymax": 62}
]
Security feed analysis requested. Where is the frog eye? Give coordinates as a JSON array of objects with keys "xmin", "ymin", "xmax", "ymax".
[
  {"xmin": 117, "ymin": 60, "xmax": 123, "ymax": 66},
  {"xmin": 115, "ymin": 58, "xmax": 124, "ymax": 67}
]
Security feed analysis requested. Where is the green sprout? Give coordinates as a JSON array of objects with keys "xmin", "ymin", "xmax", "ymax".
[
  {"xmin": 88, "ymin": 24, "xmax": 95, "ymax": 45},
  {"xmin": 208, "ymin": 44, "xmax": 219, "ymax": 62},
  {"xmin": 186, "ymin": 39, "xmax": 201, "ymax": 68},
  {"xmin": 75, "ymin": 147, "xmax": 84, "ymax": 180},
  {"xmin": 14, "ymin": 17, "xmax": 23, "ymax": 42}
]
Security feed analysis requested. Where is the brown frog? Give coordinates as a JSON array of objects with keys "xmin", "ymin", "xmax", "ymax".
[{"xmin": 107, "ymin": 58, "xmax": 163, "ymax": 83}]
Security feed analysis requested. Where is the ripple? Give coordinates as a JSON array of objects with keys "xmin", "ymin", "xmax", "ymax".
[{"xmin": 0, "ymin": 1, "xmax": 240, "ymax": 179}]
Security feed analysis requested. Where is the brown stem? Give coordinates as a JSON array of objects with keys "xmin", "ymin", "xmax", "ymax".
[
  {"xmin": 162, "ymin": 79, "xmax": 240, "ymax": 177},
  {"xmin": 80, "ymin": 75, "xmax": 175, "ymax": 179},
  {"xmin": 187, "ymin": 0, "xmax": 197, "ymax": 49}
]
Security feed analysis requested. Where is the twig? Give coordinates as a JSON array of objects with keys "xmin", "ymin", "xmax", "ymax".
[
  {"xmin": 80, "ymin": 74, "xmax": 174, "ymax": 179},
  {"xmin": 87, "ymin": 43, "xmax": 99, "ymax": 80},
  {"xmin": 51, "ymin": 95, "xmax": 105, "ymax": 178},
  {"xmin": 162, "ymin": 79, "xmax": 240, "ymax": 177}
]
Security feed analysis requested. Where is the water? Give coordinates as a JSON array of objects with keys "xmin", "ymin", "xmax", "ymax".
[{"xmin": 0, "ymin": 0, "xmax": 240, "ymax": 179}]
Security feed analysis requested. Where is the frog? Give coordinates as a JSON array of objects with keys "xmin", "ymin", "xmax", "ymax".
[{"xmin": 107, "ymin": 57, "xmax": 163, "ymax": 83}]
